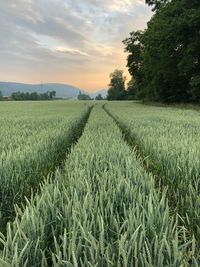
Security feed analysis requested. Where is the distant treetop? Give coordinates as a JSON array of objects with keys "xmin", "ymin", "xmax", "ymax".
[{"xmin": 78, "ymin": 91, "xmax": 91, "ymax": 100}]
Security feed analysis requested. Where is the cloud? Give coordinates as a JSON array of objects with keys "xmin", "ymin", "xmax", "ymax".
[
  {"xmin": 56, "ymin": 47, "xmax": 89, "ymax": 57},
  {"xmin": 0, "ymin": 0, "xmax": 152, "ymax": 90}
]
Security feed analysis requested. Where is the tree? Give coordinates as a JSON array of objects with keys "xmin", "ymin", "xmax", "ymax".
[
  {"xmin": 30, "ymin": 92, "xmax": 39, "ymax": 100},
  {"xmin": 78, "ymin": 91, "xmax": 91, "ymax": 100},
  {"xmin": 107, "ymin": 70, "xmax": 126, "ymax": 100},
  {"xmin": 11, "ymin": 91, "xmax": 56, "ymax": 101},
  {"xmin": 95, "ymin": 94, "xmax": 103, "ymax": 100},
  {"xmin": 124, "ymin": 0, "xmax": 200, "ymax": 103},
  {"xmin": 11, "ymin": 91, "xmax": 24, "ymax": 100},
  {"xmin": 0, "ymin": 90, "xmax": 3, "ymax": 100},
  {"xmin": 126, "ymin": 78, "xmax": 136, "ymax": 100},
  {"xmin": 49, "ymin": 91, "xmax": 56, "ymax": 99},
  {"xmin": 190, "ymin": 76, "xmax": 200, "ymax": 102},
  {"xmin": 145, "ymin": 0, "xmax": 168, "ymax": 11},
  {"xmin": 40, "ymin": 92, "xmax": 49, "ymax": 100},
  {"xmin": 123, "ymin": 31, "xmax": 146, "ymax": 100}
]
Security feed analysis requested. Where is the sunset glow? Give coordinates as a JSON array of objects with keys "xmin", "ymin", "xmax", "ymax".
[{"xmin": 0, "ymin": 0, "xmax": 152, "ymax": 91}]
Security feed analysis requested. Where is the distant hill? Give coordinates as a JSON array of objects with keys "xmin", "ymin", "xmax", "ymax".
[{"xmin": 0, "ymin": 82, "xmax": 107, "ymax": 99}]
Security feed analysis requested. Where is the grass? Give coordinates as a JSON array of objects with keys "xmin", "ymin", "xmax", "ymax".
[
  {"xmin": 0, "ymin": 101, "xmax": 90, "ymax": 232},
  {"xmin": 141, "ymin": 100, "xmax": 200, "ymax": 111},
  {"xmin": 0, "ymin": 104, "xmax": 198, "ymax": 266},
  {"xmin": 106, "ymin": 101, "xmax": 200, "ymax": 255}
]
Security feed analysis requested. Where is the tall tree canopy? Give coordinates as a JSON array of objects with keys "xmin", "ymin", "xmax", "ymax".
[
  {"xmin": 107, "ymin": 70, "xmax": 126, "ymax": 100},
  {"xmin": 124, "ymin": 0, "xmax": 200, "ymax": 103},
  {"xmin": 126, "ymin": 78, "xmax": 136, "ymax": 100},
  {"xmin": 145, "ymin": 0, "xmax": 169, "ymax": 11}
]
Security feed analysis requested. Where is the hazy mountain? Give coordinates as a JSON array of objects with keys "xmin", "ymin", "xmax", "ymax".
[{"xmin": 0, "ymin": 82, "xmax": 107, "ymax": 99}]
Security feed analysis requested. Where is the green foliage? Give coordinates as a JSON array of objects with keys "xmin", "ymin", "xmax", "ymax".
[
  {"xmin": 124, "ymin": 0, "xmax": 200, "ymax": 103},
  {"xmin": 123, "ymin": 31, "xmax": 147, "ymax": 100},
  {"xmin": 0, "ymin": 105, "xmax": 198, "ymax": 266},
  {"xmin": 78, "ymin": 90, "xmax": 91, "ymax": 100},
  {"xmin": 95, "ymin": 93, "xmax": 103, "ymax": 100},
  {"xmin": 126, "ymin": 78, "xmax": 136, "ymax": 100},
  {"xmin": 190, "ymin": 75, "xmax": 200, "ymax": 102},
  {"xmin": 107, "ymin": 69, "xmax": 126, "ymax": 100},
  {"xmin": 145, "ymin": 0, "xmax": 169, "ymax": 11},
  {"xmin": 0, "ymin": 90, "xmax": 3, "ymax": 100},
  {"xmin": 11, "ymin": 90, "xmax": 56, "ymax": 100}
]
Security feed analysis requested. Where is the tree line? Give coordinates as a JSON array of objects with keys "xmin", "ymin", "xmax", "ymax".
[
  {"xmin": 108, "ymin": 0, "xmax": 200, "ymax": 103},
  {"xmin": 78, "ymin": 90, "xmax": 105, "ymax": 100},
  {"xmin": 0, "ymin": 90, "xmax": 105, "ymax": 101},
  {"xmin": 0, "ymin": 90, "xmax": 56, "ymax": 101}
]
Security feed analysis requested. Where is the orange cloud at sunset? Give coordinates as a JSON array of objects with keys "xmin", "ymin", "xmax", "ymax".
[{"xmin": 0, "ymin": 0, "xmax": 152, "ymax": 91}]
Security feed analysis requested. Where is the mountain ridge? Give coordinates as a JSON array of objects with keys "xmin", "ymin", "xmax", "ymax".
[{"xmin": 0, "ymin": 82, "xmax": 107, "ymax": 99}]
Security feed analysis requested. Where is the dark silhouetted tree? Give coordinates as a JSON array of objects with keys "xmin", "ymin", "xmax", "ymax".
[
  {"xmin": 107, "ymin": 70, "xmax": 126, "ymax": 100},
  {"xmin": 95, "ymin": 94, "xmax": 103, "ymax": 100},
  {"xmin": 126, "ymin": 78, "xmax": 136, "ymax": 100},
  {"xmin": 123, "ymin": 0, "xmax": 200, "ymax": 103},
  {"xmin": 78, "ymin": 91, "xmax": 91, "ymax": 100}
]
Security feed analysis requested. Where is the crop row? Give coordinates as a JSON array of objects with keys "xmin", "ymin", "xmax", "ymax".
[
  {"xmin": 0, "ymin": 105, "xmax": 197, "ymax": 266},
  {"xmin": 0, "ymin": 101, "xmax": 90, "ymax": 231},
  {"xmin": 105, "ymin": 102, "xmax": 200, "ymax": 252}
]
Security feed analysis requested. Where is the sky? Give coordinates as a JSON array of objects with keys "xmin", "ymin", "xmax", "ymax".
[{"xmin": 0, "ymin": 0, "xmax": 152, "ymax": 92}]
